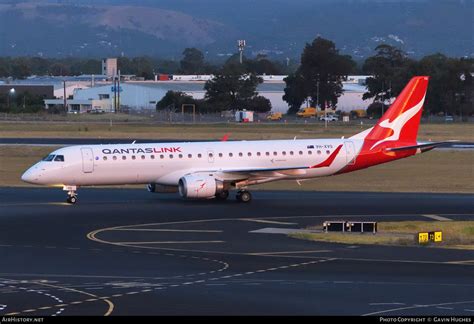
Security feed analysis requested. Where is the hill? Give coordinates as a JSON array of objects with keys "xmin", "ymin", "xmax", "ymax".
[{"xmin": 0, "ymin": 0, "xmax": 471, "ymax": 59}]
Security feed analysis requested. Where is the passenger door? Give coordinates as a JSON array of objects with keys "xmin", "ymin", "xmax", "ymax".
[
  {"xmin": 344, "ymin": 141, "xmax": 356, "ymax": 165},
  {"xmin": 81, "ymin": 147, "xmax": 94, "ymax": 173}
]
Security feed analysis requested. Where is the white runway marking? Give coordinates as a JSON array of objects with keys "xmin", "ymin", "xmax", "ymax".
[
  {"xmin": 111, "ymin": 228, "xmax": 223, "ymax": 233},
  {"xmin": 369, "ymin": 303, "xmax": 406, "ymax": 306},
  {"xmin": 249, "ymin": 250, "xmax": 331, "ymax": 256},
  {"xmin": 363, "ymin": 300, "xmax": 474, "ymax": 316},
  {"xmin": 115, "ymin": 240, "xmax": 225, "ymax": 245},
  {"xmin": 422, "ymin": 214, "xmax": 452, "ymax": 221},
  {"xmin": 241, "ymin": 219, "xmax": 297, "ymax": 225}
]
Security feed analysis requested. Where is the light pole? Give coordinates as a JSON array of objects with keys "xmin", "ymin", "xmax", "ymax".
[
  {"xmin": 7, "ymin": 88, "xmax": 15, "ymax": 111},
  {"xmin": 237, "ymin": 40, "xmax": 246, "ymax": 64},
  {"xmin": 316, "ymin": 74, "xmax": 320, "ymax": 109}
]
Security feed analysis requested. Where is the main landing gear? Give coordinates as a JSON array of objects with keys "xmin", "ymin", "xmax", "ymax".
[
  {"xmin": 63, "ymin": 185, "xmax": 78, "ymax": 204},
  {"xmin": 215, "ymin": 190, "xmax": 230, "ymax": 201},
  {"xmin": 236, "ymin": 190, "xmax": 252, "ymax": 203}
]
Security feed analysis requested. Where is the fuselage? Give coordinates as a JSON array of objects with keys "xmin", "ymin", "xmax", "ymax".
[
  {"xmin": 22, "ymin": 138, "xmax": 364, "ymax": 187},
  {"xmin": 20, "ymin": 76, "xmax": 434, "ymax": 204}
]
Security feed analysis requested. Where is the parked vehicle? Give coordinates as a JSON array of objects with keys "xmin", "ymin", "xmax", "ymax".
[
  {"xmin": 296, "ymin": 107, "xmax": 317, "ymax": 118},
  {"xmin": 266, "ymin": 112, "xmax": 283, "ymax": 120},
  {"xmin": 319, "ymin": 114, "xmax": 338, "ymax": 121}
]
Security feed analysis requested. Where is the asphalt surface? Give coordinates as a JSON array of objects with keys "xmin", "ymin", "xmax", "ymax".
[
  {"xmin": 1, "ymin": 137, "xmax": 473, "ymax": 150},
  {"xmin": 0, "ymin": 188, "xmax": 473, "ymax": 316}
]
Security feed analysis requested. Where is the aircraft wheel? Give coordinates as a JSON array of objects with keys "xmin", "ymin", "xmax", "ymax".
[
  {"xmin": 216, "ymin": 190, "xmax": 229, "ymax": 200},
  {"xmin": 67, "ymin": 196, "xmax": 77, "ymax": 204},
  {"xmin": 237, "ymin": 190, "xmax": 252, "ymax": 203}
]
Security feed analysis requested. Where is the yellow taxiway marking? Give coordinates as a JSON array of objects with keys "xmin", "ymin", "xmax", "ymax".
[
  {"xmin": 115, "ymin": 240, "xmax": 225, "ymax": 245},
  {"xmin": 241, "ymin": 219, "xmax": 297, "ymax": 225},
  {"xmin": 31, "ymin": 281, "xmax": 114, "ymax": 316},
  {"xmin": 110, "ymin": 228, "xmax": 223, "ymax": 233},
  {"xmin": 249, "ymin": 250, "xmax": 332, "ymax": 256},
  {"xmin": 86, "ymin": 214, "xmax": 474, "ymax": 259}
]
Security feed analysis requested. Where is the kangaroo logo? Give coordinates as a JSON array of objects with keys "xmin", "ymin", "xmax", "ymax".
[{"xmin": 370, "ymin": 95, "xmax": 426, "ymax": 150}]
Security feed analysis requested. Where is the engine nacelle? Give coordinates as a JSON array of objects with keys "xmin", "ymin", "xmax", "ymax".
[
  {"xmin": 178, "ymin": 174, "xmax": 223, "ymax": 199},
  {"xmin": 147, "ymin": 183, "xmax": 178, "ymax": 193}
]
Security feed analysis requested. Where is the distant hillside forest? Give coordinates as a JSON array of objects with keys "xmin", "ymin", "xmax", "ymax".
[{"xmin": 0, "ymin": 0, "xmax": 471, "ymax": 58}]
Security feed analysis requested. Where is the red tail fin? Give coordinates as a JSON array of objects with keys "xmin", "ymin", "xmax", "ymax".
[{"xmin": 366, "ymin": 76, "xmax": 429, "ymax": 150}]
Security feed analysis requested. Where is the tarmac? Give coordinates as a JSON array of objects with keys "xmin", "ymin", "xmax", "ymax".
[{"xmin": 0, "ymin": 188, "xmax": 473, "ymax": 316}]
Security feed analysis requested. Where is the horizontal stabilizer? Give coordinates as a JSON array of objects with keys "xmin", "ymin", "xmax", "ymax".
[{"xmin": 385, "ymin": 141, "xmax": 458, "ymax": 152}]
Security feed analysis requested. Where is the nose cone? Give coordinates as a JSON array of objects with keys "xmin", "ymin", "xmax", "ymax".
[{"xmin": 21, "ymin": 167, "xmax": 40, "ymax": 184}]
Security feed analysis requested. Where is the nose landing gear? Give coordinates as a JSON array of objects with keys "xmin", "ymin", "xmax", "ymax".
[{"xmin": 63, "ymin": 185, "xmax": 78, "ymax": 204}]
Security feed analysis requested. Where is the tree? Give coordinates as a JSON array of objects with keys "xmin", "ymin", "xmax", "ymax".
[
  {"xmin": 283, "ymin": 37, "xmax": 355, "ymax": 114},
  {"xmin": 49, "ymin": 63, "xmax": 70, "ymax": 76},
  {"xmin": 156, "ymin": 91, "xmax": 195, "ymax": 111},
  {"xmin": 10, "ymin": 58, "xmax": 31, "ymax": 79},
  {"xmin": 204, "ymin": 64, "xmax": 264, "ymax": 111},
  {"xmin": 417, "ymin": 54, "xmax": 473, "ymax": 116},
  {"xmin": 132, "ymin": 56, "xmax": 154, "ymax": 79},
  {"xmin": 180, "ymin": 48, "xmax": 205, "ymax": 74},
  {"xmin": 282, "ymin": 73, "xmax": 307, "ymax": 114},
  {"xmin": 245, "ymin": 96, "xmax": 272, "ymax": 113},
  {"xmin": 362, "ymin": 44, "xmax": 412, "ymax": 102}
]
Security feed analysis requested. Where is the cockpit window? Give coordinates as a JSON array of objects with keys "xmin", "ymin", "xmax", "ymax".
[
  {"xmin": 54, "ymin": 155, "xmax": 64, "ymax": 162},
  {"xmin": 42, "ymin": 154, "xmax": 55, "ymax": 162}
]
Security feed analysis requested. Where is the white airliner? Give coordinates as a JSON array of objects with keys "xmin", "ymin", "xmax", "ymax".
[{"xmin": 21, "ymin": 76, "xmax": 449, "ymax": 204}]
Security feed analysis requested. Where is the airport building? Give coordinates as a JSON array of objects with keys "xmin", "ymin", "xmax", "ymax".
[
  {"xmin": 65, "ymin": 76, "xmax": 370, "ymax": 113},
  {"xmin": 102, "ymin": 58, "xmax": 118, "ymax": 78},
  {"xmin": 2, "ymin": 74, "xmax": 370, "ymax": 114}
]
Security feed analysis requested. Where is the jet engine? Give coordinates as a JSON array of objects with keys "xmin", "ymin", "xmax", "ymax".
[{"xmin": 178, "ymin": 174, "xmax": 224, "ymax": 199}]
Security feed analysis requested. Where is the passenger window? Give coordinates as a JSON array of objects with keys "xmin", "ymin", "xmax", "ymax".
[
  {"xmin": 141, "ymin": 155, "xmax": 146, "ymax": 160},
  {"xmin": 103, "ymin": 156, "xmax": 107, "ymax": 161},
  {"xmin": 247, "ymin": 152, "xmax": 252, "ymax": 157},
  {"xmin": 265, "ymin": 152, "xmax": 270, "ymax": 156},
  {"xmin": 317, "ymin": 150, "xmax": 321, "ymax": 155},
  {"xmin": 299, "ymin": 151, "xmax": 303, "ymax": 155},
  {"xmin": 308, "ymin": 151, "xmax": 312, "ymax": 155},
  {"xmin": 257, "ymin": 152, "xmax": 261, "ymax": 156},
  {"xmin": 113, "ymin": 156, "xmax": 117, "ymax": 160},
  {"xmin": 132, "ymin": 156, "xmax": 136, "ymax": 160},
  {"xmin": 178, "ymin": 154, "xmax": 183, "ymax": 159},
  {"xmin": 218, "ymin": 153, "xmax": 223, "ymax": 157},
  {"xmin": 54, "ymin": 155, "xmax": 64, "ymax": 162},
  {"xmin": 282, "ymin": 151, "xmax": 286, "ymax": 156},
  {"xmin": 169, "ymin": 154, "xmax": 173, "ymax": 159},
  {"xmin": 326, "ymin": 150, "xmax": 330, "ymax": 154},
  {"xmin": 188, "ymin": 154, "xmax": 192, "ymax": 158},
  {"xmin": 198, "ymin": 154, "xmax": 202, "ymax": 158},
  {"xmin": 229, "ymin": 153, "xmax": 233, "ymax": 157},
  {"xmin": 273, "ymin": 152, "xmax": 277, "ymax": 156},
  {"xmin": 239, "ymin": 152, "xmax": 243, "ymax": 157},
  {"xmin": 290, "ymin": 151, "xmax": 294, "ymax": 155},
  {"xmin": 151, "ymin": 155, "xmax": 155, "ymax": 159},
  {"xmin": 209, "ymin": 153, "xmax": 213, "ymax": 158},
  {"xmin": 122, "ymin": 156, "xmax": 126, "ymax": 160},
  {"xmin": 160, "ymin": 155, "xmax": 164, "ymax": 159}
]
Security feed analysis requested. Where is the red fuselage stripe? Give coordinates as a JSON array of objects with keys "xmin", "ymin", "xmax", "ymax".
[{"xmin": 310, "ymin": 144, "xmax": 343, "ymax": 168}]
